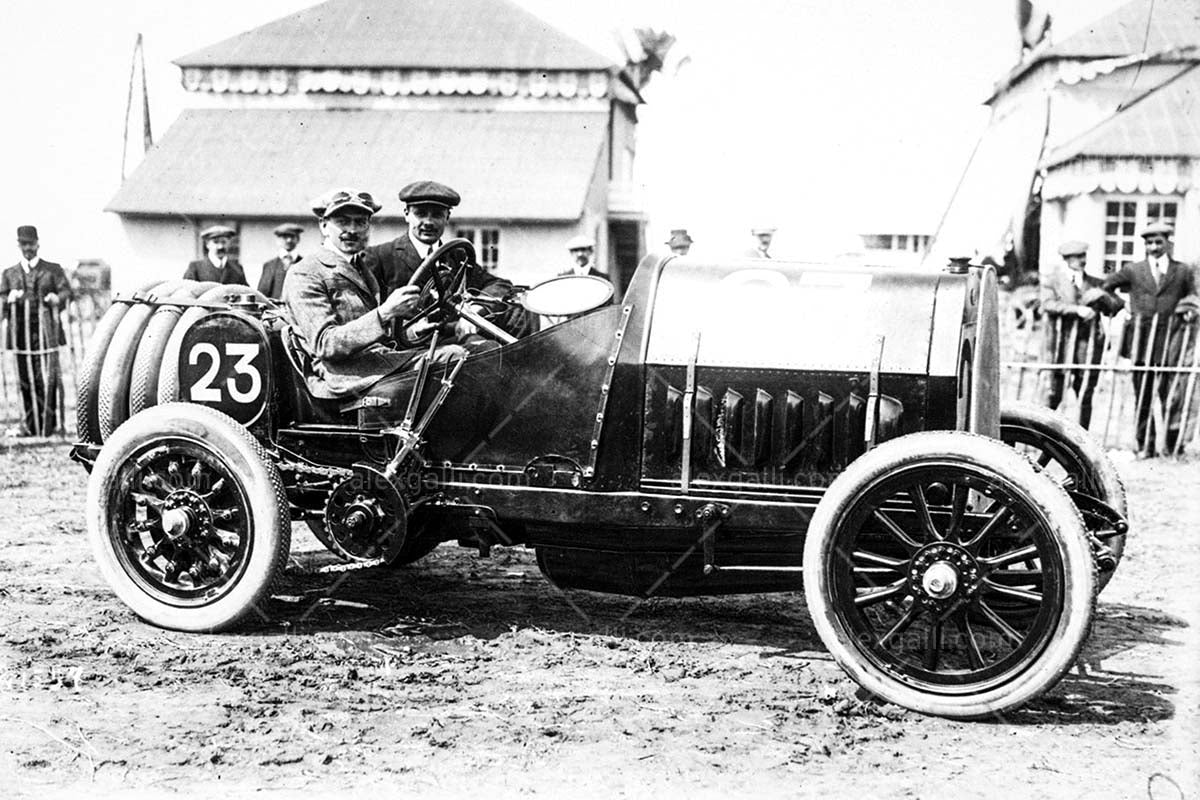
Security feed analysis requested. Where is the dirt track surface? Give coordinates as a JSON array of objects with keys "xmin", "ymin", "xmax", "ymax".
[{"xmin": 1, "ymin": 441, "xmax": 1197, "ymax": 799}]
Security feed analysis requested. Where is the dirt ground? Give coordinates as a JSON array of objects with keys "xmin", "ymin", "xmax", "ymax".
[{"xmin": 0, "ymin": 440, "xmax": 1197, "ymax": 799}]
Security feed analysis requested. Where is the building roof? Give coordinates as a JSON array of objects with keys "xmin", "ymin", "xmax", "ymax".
[
  {"xmin": 992, "ymin": 0, "xmax": 1200, "ymax": 98},
  {"xmin": 1043, "ymin": 63, "xmax": 1200, "ymax": 166},
  {"xmin": 1046, "ymin": 0, "xmax": 1200, "ymax": 59},
  {"xmin": 175, "ymin": 0, "xmax": 615, "ymax": 71},
  {"xmin": 107, "ymin": 108, "xmax": 607, "ymax": 221}
]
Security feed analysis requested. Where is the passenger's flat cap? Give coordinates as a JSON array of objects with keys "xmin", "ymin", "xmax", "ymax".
[
  {"xmin": 398, "ymin": 180, "xmax": 461, "ymax": 209},
  {"xmin": 273, "ymin": 222, "xmax": 305, "ymax": 236},
  {"xmin": 1141, "ymin": 220, "xmax": 1174, "ymax": 238},
  {"xmin": 311, "ymin": 188, "xmax": 382, "ymax": 218},
  {"xmin": 200, "ymin": 224, "xmax": 237, "ymax": 240},
  {"xmin": 566, "ymin": 234, "xmax": 595, "ymax": 251},
  {"xmin": 16, "ymin": 225, "xmax": 38, "ymax": 242},
  {"xmin": 751, "ymin": 226, "xmax": 777, "ymax": 235},
  {"xmin": 666, "ymin": 228, "xmax": 693, "ymax": 246},
  {"xmin": 1057, "ymin": 240, "xmax": 1088, "ymax": 257}
]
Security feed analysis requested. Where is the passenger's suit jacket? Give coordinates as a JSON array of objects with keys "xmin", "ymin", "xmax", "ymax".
[
  {"xmin": 364, "ymin": 235, "xmax": 510, "ymax": 300},
  {"xmin": 183, "ymin": 258, "xmax": 247, "ymax": 286},
  {"xmin": 1101, "ymin": 257, "xmax": 1198, "ymax": 359},
  {"xmin": 282, "ymin": 247, "xmax": 416, "ymax": 398},
  {"xmin": 257, "ymin": 254, "xmax": 299, "ymax": 300},
  {"xmin": 557, "ymin": 266, "xmax": 609, "ymax": 279},
  {"xmin": 0, "ymin": 260, "xmax": 71, "ymax": 346}
]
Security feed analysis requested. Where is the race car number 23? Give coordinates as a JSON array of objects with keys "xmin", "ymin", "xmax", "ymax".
[{"xmin": 188, "ymin": 342, "xmax": 262, "ymax": 403}]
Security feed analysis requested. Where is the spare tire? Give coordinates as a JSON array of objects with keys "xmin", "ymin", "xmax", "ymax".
[
  {"xmin": 98, "ymin": 280, "xmax": 191, "ymax": 440},
  {"xmin": 128, "ymin": 281, "xmax": 220, "ymax": 416},
  {"xmin": 76, "ymin": 279, "xmax": 165, "ymax": 443}
]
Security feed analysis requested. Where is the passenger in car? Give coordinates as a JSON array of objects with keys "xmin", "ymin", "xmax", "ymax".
[{"xmin": 282, "ymin": 188, "xmax": 472, "ymax": 399}]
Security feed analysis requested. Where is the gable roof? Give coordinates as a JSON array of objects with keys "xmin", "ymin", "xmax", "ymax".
[
  {"xmin": 106, "ymin": 108, "xmax": 607, "ymax": 221},
  {"xmin": 992, "ymin": 0, "xmax": 1200, "ymax": 99},
  {"xmin": 1046, "ymin": 0, "xmax": 1200, "ymax": 59},
  {"xmin": 175, "ymin": 0, "xmax": 615, "ymax": 71},
  {"xmin": 1043, "ymin": 63, "xmax": 1200, "ymax": 166}
]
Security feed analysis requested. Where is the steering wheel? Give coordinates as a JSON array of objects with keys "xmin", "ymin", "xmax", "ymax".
[{"xmin": 398, "ymin": 238, "xmax": 476, "ymax": 345}]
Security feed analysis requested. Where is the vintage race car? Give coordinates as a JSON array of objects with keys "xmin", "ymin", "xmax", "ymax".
[{"xmin": 70, "ymin": 242, "xmax": 1128, "ymax": 719}]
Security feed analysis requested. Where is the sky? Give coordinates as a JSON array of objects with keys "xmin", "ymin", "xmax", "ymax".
[{"xmin": 0, "ymin": 0, "xmax": 1128, "ymax": 267}]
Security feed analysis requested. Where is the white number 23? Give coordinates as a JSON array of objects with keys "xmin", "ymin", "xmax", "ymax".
[{"xmin": 188, "ymin": 343, "xmax": 262, "ymax": 404}]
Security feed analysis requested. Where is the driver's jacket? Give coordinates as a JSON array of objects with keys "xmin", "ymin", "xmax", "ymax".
[{"xmin": 283, "ymin": 247, "xmax": 419, "ymax": 398}]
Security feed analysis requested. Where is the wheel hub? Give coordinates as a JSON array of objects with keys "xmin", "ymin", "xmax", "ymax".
[
  {"xmin": 909, "ymin": 542, "xmax": 979, "ymax": 608},
  {"xmin": 161, "ymin": 490, "xmax": 213, "ymax": 544}
]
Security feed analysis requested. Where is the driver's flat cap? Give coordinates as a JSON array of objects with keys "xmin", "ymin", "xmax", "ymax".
[
  {"xmin": 1057, "ymin": 240, "xmax": 1087, "ymax": 257},
  {"xmin": 398, "ymin": 180, "xmax": 461, "ymax": 209}
]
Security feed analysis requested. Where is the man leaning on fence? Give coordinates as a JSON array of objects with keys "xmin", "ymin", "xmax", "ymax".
[
  {"xmin": 1038, "ymin": 240, "xmax": 1123, "ymax": 428},
  {"xmin": 1, "ymin": 226, "xmax": 71, "ymax": 437},
  {"xmin": 1099, "ymin": 221, "xmax": 1200, "ymax": 458}
]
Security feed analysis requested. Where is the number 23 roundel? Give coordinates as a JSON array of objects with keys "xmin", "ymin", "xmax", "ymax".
[{"xmin": 177, "ymin": 312, "xmax": 271, "ymax": 425}]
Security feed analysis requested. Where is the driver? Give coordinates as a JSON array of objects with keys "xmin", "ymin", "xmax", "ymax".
[{"xmin": 282, "ymin": 188, "xmax": 474, "ymax": 399}]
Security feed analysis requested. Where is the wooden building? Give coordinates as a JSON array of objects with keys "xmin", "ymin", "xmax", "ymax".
[
  {"xmin": 107, "ymin": 0, "xmax": 659, "ymax": 292},
  {"xmin": 934, "ymin": 0, "xmax": 1200, "ymax": 275}
]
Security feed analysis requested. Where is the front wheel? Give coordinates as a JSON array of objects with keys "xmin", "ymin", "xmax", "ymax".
[
  {"xmin": 803, "ymin": 431, "xmax": 1095, "ymax": 719},
  {"xmin": 87, "ymin": 403, "xmax": 291, "ymax": 632}
]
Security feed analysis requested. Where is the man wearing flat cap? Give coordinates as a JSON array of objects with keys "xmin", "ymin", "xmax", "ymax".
[
  {"xmin": 258, "ymin": 223, "xmax": 305, "ymax": 300},
  {"xmin": 364, "ymin": 179, "xmax": 513, "ymax": 337},
  {"xmin": 1, "ymin": 226, "xmax": 71, "ymax": 436},
  {"xmin": 1099, "ymin": 220, "xmax": 1199, "ymax": 457},
  {"xmin": 283, "ymin": 188, "xmax": 475, "ymax": 399},
  {"xmin": 184, "ymin": 225, "xmax": 248, "ymax": 286},
  {"xmin": 559, "ymin": 235, "xmax": 607, "ymax": 278},
  {"xmin": 666, "ymin": 229, "xmax": 693, "ymax": 256},
  {"xmin": 1038, "ymin": 240, "xmax": 1122, "ymax": 428}
]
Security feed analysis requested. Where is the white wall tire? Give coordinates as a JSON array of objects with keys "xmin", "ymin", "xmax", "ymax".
[
  {"xmin": 803, "ymin": 431, "xmax": 1095, "ymax": 719},
  {"xmin": 87, "ymin": 403, "xmax": 290, "ymax": 632}
]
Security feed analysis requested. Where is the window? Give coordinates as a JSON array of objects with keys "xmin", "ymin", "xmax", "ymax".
[
  {"xmin": 861, "ymin": 234, "xmax": 892, "ymax": 250},
  {"xmin": 455, "ymin": 227, "xmax": 501, "ymax": 272},
  {"xmin": 1103, "ymin": 199, "xmax": 1178, "ymax": 273}
]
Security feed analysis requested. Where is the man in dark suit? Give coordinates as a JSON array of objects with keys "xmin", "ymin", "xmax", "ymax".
[
  {"xmin": 558, "ymin": 235, "xmax": 609, "ymax": 278},
  {"xmin": 1, "ymin": 225, "xmax": 71, "ymax": 436},
  {"xmin": 364, "ymin": 180, "xmax": 512, "ymax": 338},
  {"xmin": 183, "ymin": 225, "xmax": 248, "ymax": 286},
  {"xmin": 258, "ymin": 223, "xmax": 305, "ymax": 300},
  {"xmin": 1100, "ymin": 221, "xmax": 1199, "ymax": 457}
]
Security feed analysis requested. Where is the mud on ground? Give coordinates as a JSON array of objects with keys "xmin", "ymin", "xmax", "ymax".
[{"xmin": 0, "ymin": 442, "xmax": 1197, "ymax": 798}]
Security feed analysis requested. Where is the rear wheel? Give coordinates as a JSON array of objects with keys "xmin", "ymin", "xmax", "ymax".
[
  {"xmin": 803, "ymin": 431, "xmax": 1095, "ymax": 719},
  {"xmin": 1000, "ymin": 401, "xmax": 1126, "ymax": 591},
  {"xmin": 87, "ymin": 404, "xmax": 290, "ymax": 632}
]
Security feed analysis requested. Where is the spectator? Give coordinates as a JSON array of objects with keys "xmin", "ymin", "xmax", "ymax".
[
  {"xmin": 666, "ymin": 229, "xmax": 693, "ymax": 256},
  {"xmin": 184, "ymin": 225, "xmax": 248, "ymax": 286},
  {"xmin": 745, "ymin": 226, "xmax": 775, "ymax": 259},
  {"xmin": 1100, "ymin": 221, "xmax": 1199, "ymax": 457},
  {"xmin": 1038, "ymin": 240, "xmax": 1123, "ymax": 428},
  {"xmin": 560, "ymin": 235, "xmax": 607, "ymax": 278},
  {"xmin": 258, "ymin": 223, "xmax": 305, "ymax": 300},
  {"xmin": 1, "ymin": 225, "xmax": 71, "ymax": 436}
]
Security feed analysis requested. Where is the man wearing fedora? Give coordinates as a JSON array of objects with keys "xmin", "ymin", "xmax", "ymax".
[
  {"xmin": 666, "ymin": 229, "xmax": 693, "ymax": 256},
  {"xmin": 1038, "ymin": 240, "xmax": 1123, "ymax": 428},
  {"xmin": 258, "ymin": 222, "xmax": 305, "ymax": 300},
  {"xmin": 183, "ymin": 225, "xmax": 248, "ymax": 285},
  {"xmin": 1100, "ymin": 221, "xmax": 1199, "ymax": 457},
  {"xmin": 559, "ymin": 235, "xmax": 608, "ymax": 278},
  {"xmin": 1, "ymin": 226, "xmax": 71, "ymax": 436}
]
